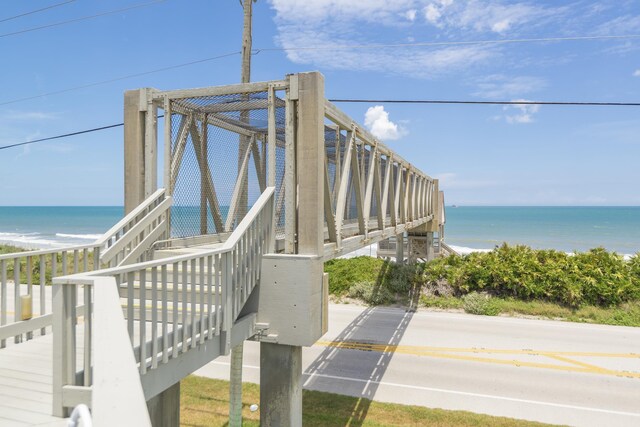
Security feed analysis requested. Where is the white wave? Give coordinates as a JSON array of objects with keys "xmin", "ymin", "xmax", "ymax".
[
  {"xmin": 56, "ymin": 233, "xmax": 102, "ymax": 240},
  {"xmin": 0, "ymin": 234, "xmax": 63, "ymax": 249}
]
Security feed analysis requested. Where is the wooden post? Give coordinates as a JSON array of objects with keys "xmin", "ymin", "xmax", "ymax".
[
  {"xmin": 260, "ymin": 72, "xmax": 325, "ymax": 427},
  {"xmin": 295, "ymin": 72, "xmax": 325, "ymax": 255},
  {"xmin": 124, "ymin": 90, "xmax": 146, "ymax": 214}
]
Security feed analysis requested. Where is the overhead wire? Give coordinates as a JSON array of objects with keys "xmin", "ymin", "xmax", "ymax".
[
  {"xmin": 0, "ymin": 0, "xmax": 76, "ymax": 24},
  {"xmin": 1, "ymin": 33, "xmax": 639, "ymax": 107},
  {"xmin": 252, "ymin": 34, "xmax": 640, "ymax": 53},
  {"xmin": 329, "ymin": 99, "xmax": 640, "ymax": 106},
  {"xmin": 0, "ymin": 123, "xmax": 124, "ymax": 151},
  {"xmin": 1, "ymin": 98, "xmax": 638, "ymax": 152},
  {"xmin": 0, "ymin": 0, "xmax": 167, "ymax": 39},
  {"xmin": 0, "ymin": 51, "xmax": 241, "ymax": 107}
]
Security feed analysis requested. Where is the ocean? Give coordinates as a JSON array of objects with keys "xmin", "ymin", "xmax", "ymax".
[{"xmin": 0, "ymin": 206, "xmax": 638, "ymax": 256}]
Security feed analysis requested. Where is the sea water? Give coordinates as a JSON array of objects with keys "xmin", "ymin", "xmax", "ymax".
[
  {"xmin": 0, "ymin": 206, "xmax": 638, "ymax": 255},
  {"xmin": 445, "ymin": 206, "xmax": 640, "ymax": 256}
]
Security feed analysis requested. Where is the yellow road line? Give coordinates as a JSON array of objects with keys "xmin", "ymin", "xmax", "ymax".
[
  {"xmin": 316, "ymin": 340, "xmax": 640, "ymax": 359},
  {"xmin": 315, "ymin": 340, "xmax": 640, "ymax": 379}
]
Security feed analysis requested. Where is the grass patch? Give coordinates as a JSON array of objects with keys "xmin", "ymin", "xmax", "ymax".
[
  {"xmin": 418, "ymin": 296, "xmax": 640, "ymax": 326},
  {"xmin": 181, "ymin": 375, "xmax": 552, "ymax": 426}
]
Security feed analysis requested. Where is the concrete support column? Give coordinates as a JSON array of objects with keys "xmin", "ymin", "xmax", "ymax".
[
  {"xmin": 146, "ymin": 382, "xmax": 180, "ymax": 427},
  {"xmin": 426, "ymin": 232, "xmax": 435, "ymax": 261},
  {"xmin": 407, "ymin": 232, "xmax": 435, "ymax": 263},
  {"xmin": 124, "ymin": 90, "xmax": 146, "ymax": 214},
  {"xmin": 124, "ymin": 88, "xmax": 157, "ymax": 214},
  {"xmin": 259, "ymin": 71, "xmax": 325, "ymax": 427},
  {"xmin": 396, "ymin": 233, "xmax": 404, "ymax": 263},
  {"xmin": 260, "ymin": 343, "xmax": 303, "ymax": 426}
]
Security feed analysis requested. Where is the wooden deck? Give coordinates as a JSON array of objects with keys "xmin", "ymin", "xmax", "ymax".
[{"xmin": 0, "ymin": 334, "xmax": 66, "ymax": 426}]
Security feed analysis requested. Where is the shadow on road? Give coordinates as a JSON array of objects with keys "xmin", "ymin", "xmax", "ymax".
[{"xmin": 303, "ymin": 262, "xmax": 416, "ymax": 426}]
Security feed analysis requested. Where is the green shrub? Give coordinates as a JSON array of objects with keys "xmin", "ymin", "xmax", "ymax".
[
  {"xmin": 324, "ymin": 257, "xmax": 387, "ymax": 296},
  {"xmin": 347, "ymin": 281, "xmax": 393, "ymax": 305},
  {"xmin": 462, "ymin": 292, "xmax": 500, "ymax": 316},
  {"xmin": 420, "ymin": 244, "xmax": 640, "ymax": 308}
]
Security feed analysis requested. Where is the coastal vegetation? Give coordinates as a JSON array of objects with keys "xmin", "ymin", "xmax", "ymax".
[
  {"xmin": 325, "ymin": 244, "xmax": 640, "ymax": 327},
  {"xmin": 181, "ymin": 375, "xmax": 551, "ymax": 426},
  {"xmin": 0, "ymin": 245, "xmax": 95, "ymax": 284}
]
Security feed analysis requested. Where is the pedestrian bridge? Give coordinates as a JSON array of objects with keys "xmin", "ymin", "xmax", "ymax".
[{"xmin": 0, "ymin": 72, "xmax": 445, "ymax": 426}]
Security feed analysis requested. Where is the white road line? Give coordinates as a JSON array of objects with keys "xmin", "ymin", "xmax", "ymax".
[{"xmin": 207, "ymin": 361, "xmax": 640, "ymax": 418}]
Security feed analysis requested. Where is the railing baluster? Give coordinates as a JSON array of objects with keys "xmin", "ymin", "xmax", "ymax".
[
  {"xmin": 127, "ymin": 272, "xmax": 135, "ymax": 345},
  {"xmin": 190, "ymin": 258, "xmax": 197, "ymax": 348},
  {"xmin": 139, "ymin": 269, "xmax": 147, "ymax": 374},
  {"xmin": 26, "ymin": 257, "xmax": 33, "ymax": 340},
  {"xmin": 73, "ymin": 250, "xmax": 79, "ymax": 274},
  {"xmin": 62, "ymin": 251, "xmax": 68, "ymax": 277},
  {"xmin": 151, "ymin": 266, "xmax": 158, "ymax": 369},
  {"xmin": 1, "ymin": 260, "xmax": 6, "ymax": 348},
  {"xmin": 215, "ymin": 254, "xmax": 221, "ymax": 336},
  {"xmin": 162, "ymin": 264, "xmax": 169, "ymax": 364},
  {"xmin": 172, "ymin": 262, "xmax": 179, "ymax": 358},
  {"xmin": 199, "ymin": 256, "xmax": 205, "ymax": 344},
  {"xmin": 207, "ymin": 255, "xmax": 213, "ymax": 340},
  {"xmin": 14, "ymin": 257, "xmax": 21, "ymax": 343},
  {"xmin": 39, "ymin": 255, "xmax": 46, "ymax": 335},
  {"xmin": 181, "ymin": 260, "xmax": 188, "ymax": 353},
  {"xmin": 52, "ymin": 252, "xmax": 57, "ymax": 278},
  {"xmin": 83, "ymin": 249, "xmax": 89, "ymax": 272},
  {"xmin": 232, "ymin": 248, "xmax": 238, "ymax": 319},
  {"xmin": 93, "ymin": 247, "xmax": 100, "ymax": 271},
  {"xmin": 84, "ymin": 284, "xmax": 92, "ymax": 386}
]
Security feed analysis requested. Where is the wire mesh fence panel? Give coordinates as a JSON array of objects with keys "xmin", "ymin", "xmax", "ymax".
[{"xmin": 167, "ymin": 91, "xmax": 287, "ymax": 240}]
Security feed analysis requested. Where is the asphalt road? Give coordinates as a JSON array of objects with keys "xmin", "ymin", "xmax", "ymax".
[{"xmin": 195, "ymin": 304, "xmax": 640, "ymax": 427}]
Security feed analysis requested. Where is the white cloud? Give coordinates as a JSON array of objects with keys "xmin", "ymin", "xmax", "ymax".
[
  {"xmin": 269, "ymin": 0, "xmax": 415, "ymax": 24},
  {"xmin": 503, "ymin": 99, "xmax": 540, "ymax": 124},
  {"xmin": 364, "ymin": 106, "xmax": 406, "ymax": 140},
  {"xmin": 267, "ymin": 1, "xmax": 564, "ymax": 77},
  {"xmin": 634, "ymin": 69, "xmax": 640, "ymax": 77},
  {"xmin": 421, "ymin": 0, "xmax": 564, "ymax": 34},
  {"xmin": 269, "ymin": 0, "xmax": 498, "ymax": 77},
  {"xmin": 473, "ymin": 75, "xmax": 547, "ymax": 99},
  {"xmin": 276, "ymin": 25, "xmax": 495, "ymax": 77},
  {"xmin": 424, "ymin": 4, "xmax": 442, "ymax": 25}
]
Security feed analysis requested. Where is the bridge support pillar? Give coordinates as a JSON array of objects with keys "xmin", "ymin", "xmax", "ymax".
[
  {"xmin": 258, "ymin": 71, "xmax": 325, "ymax": 427},
  {"xmin": 260, "ymin": 343, "xmax": 303, "ymax": 426},
  {"xmin": 124, "ymin": 88, "xmax": 158, "ymax": 214},
  {"xmin": 408, "ymin": 232, "xmax": 435, "ymax": 263},
  {"xmin": 396, "ymin": 233, "xmax": 405, "ymax": 263},
  {"xmin": 146, "ymin": 382, "xmax": 180, "ymax": 427}
]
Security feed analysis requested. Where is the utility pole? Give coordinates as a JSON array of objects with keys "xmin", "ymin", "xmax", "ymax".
[{"xmin": 230, "ymin": 2, "xmax": 254, "ymax": 426}]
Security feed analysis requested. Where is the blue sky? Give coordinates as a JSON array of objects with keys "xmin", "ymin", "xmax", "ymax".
[{"xmin": 0, "ymin": 0, "xmax": 638, "ymax": 206}]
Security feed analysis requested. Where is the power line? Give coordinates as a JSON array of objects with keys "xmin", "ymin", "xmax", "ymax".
[
  {"xmin": 2, "ymin": 33, "xmax": 639, "ymax": 107},
  {"xmin": 0, "ymin": 0, "xmax": 166, "ymax": 39},
  {"xmin": 0, "ymin": 123, "xmax": 123, "ymax": 152},
  {"xmin": 2, "ymin": 95, "xmax": 639, "ymax": 152},
  {"xmin": 0, "ymin": 51, "xmax": 241, "ymax": 107},
  {"xmin": 0, "ymin": 0, "xmax": 76, "ymax": 24},
  {"xmin": 254, "ymin": 33, "xmax": 640, "ymax": 53},
  {"xmin": 329, "ymin": 99, "xmax": 640, "ymax": 106}
]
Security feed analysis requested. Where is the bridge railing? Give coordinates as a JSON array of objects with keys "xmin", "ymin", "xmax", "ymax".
[
  {"xmin": 0, "ymin": 243, "xmax": 102, "ymax": 347},
  {"xmin": 51, "ymin": 187, "xmax": 274, "ymax": 419},
  {"xmin": 322, "ymin": 101, "xmax": 439, "ymax": 258},
  {"xmin": 0, "ymin": 189, "xmax": 171, "ymax": 348},
  {"xmin": 98, "ymin": 188, "xmax": 171, "ymax": 267}
]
